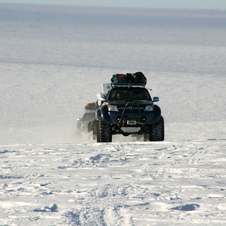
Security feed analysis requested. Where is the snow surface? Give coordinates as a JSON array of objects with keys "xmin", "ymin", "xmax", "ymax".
[{"xmin": 0, "ymin": 3, "xmax": 226, "ymax": 225}]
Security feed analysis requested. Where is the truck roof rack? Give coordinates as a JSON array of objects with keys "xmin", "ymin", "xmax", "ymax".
[
  {"xmin": 111, "ymin": 83, "xmax": 146, "ymax": 88},
  {"xmin": 111, "ymin": 72, "xmax": 147, "ymax": 88}
]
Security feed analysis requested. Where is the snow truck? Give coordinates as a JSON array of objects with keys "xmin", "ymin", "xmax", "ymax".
[
  {"xmin": 76, "ymin": 102, "xmax": 96, "ymax": 133},
  {"xmin": 91, "ymin": 72, "xmax": 164, "ymax": 142}
]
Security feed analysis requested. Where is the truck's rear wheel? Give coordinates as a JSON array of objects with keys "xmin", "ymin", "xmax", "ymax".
[
  {"xmin": 93, "ymin": 120, "xmax": 97, "ymax": 140},
  {"xmin": 97, "ymin": 116, "xmax": 112, "ymax": 142},
  {"xmin": 144, "ymin": 133, "xmax": 149, "ymax": 141},
  {"xmin": 149, "ymin": 116, "xmax": 164, "ymax": 141},
  {"xmin": 88, "ymin": 121, "xmax": 93, "ymax": 133}
]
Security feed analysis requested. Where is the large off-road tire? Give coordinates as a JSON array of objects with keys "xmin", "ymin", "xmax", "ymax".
[
  {"xmin": 88, "ymin": 121, "xmax": 93, "ymax": 133},
  {"xmin": 97, "ymin": 116, "xmax": 112, "ymax": 143},
  {"xmin": 144, "ymin": 133, "xmax": 149, "ymax": 141},
  {"xmin": 93, "ymin": 120, "xmax": 97, "ymax": 140},
  {"xmin": 149, "ymin": 116, "xmax": 164, "ymax": 141}
]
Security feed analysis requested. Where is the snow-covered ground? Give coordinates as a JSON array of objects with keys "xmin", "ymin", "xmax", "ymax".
[{"xmin": 0, "ymin": 3, "xmax": 226, "ymax": 225}]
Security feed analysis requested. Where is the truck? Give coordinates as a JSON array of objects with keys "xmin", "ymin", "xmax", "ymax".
[{"xmin": 77, "ymin": 72, "xmax": 164, "ymax": 142}]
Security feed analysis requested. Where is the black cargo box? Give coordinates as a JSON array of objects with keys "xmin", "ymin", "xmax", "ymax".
[{"xmin": 111, "ymin": 72, "xmax": 147, "ymax": 87}]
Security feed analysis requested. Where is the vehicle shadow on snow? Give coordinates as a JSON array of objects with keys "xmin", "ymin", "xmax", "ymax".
[
  {"xmin": 171, "ymin": 204, "xmax": 200, "ymax": 211},
  {"xmin": 75, "ymin": 131, "xmax": 140, "ymax": 143}
]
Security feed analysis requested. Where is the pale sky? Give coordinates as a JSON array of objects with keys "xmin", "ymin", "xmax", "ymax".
[{"xmin": 1, "ymin": 0, "xmax": 226, "ymax": 9}]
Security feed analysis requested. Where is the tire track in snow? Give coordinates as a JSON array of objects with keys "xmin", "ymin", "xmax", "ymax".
[{"xmin": 0, "ymin": 140, "xmax": 226, "ymax": 225}]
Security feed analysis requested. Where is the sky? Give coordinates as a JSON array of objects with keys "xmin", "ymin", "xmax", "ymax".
[{"xmin": 1, "ymin": 0, "xmax": 226, "ymax": 9}]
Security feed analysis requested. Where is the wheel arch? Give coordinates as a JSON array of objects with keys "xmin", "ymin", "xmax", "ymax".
[
  {"xmin": 150, "ymin": 105, "xmax": 162, "ymax": 125},
  {"xmin": 100, "ymin": 105, "xmax": 112, "ymax": 124}
]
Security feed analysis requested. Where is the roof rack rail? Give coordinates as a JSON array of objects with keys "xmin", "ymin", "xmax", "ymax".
[{"xmin": 111, "ymin": 83, "xmax": 146, "ymax": 87}]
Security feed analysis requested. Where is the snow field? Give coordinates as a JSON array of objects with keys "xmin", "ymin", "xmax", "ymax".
[
  {"xmin": 0, "ymin": 3, "xmax": 226, "ymax": 225},
  {"xmin": 0, "ymin": 140, "xmax": 226, "ymax": 225}
]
